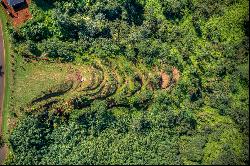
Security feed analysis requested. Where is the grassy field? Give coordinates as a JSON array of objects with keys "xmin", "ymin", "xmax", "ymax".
[
  {"xmin": 12, "ymin": 58, "xmax": 96, "ymax": 112},
  {"xmin": 0, "ymin": 6, "xmax": 11, "ymax": 137}
]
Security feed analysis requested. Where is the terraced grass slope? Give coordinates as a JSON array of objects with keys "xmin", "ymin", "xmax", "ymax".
[{"xmin": 15, "ymin": 56, "xmax": 180, "ymax": 115}]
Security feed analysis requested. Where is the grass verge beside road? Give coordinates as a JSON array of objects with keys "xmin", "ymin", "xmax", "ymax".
[{"xmin": 0, "ymin": 6, "xmax": 11, "ymax": 138}]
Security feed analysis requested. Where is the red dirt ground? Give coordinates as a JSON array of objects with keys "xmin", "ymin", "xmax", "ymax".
[
  {"xmin": 1, "ymin": 0, "xmax": 32, "ymax": 27},
  {"xmin": 172, "ymin": 67, "xmax": 180, "ymax": 83},
  {"xmin": 161, "ymin": 71, "xmax": 170, "ymax": 89},
  {"xmin": 12, "ymin": 7, "xmax": 32, "ymax": 27}
]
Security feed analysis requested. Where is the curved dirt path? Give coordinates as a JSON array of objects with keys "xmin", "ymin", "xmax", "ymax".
[{"xmin": 0, "ymin": 20, "xmax": 7, "ymax": 165}]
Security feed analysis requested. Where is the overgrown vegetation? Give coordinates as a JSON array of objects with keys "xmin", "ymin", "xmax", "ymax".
[{"xmin": 4, "ymin": 0, "xmax": 249, "ymax": 165}]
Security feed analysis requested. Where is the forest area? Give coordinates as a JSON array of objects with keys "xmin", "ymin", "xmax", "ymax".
[{"xmin": 1, "ymin": 0, "xmax": 249, "ymax": 165}]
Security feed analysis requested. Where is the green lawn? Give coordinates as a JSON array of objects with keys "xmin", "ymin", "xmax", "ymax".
[
  {"xmin": 13, "ymin": 61, "xmax": 69, "ymax": 109},
  {"xmin": 12, "ymin": 59, "xmax": 94, "ymax": 112}
]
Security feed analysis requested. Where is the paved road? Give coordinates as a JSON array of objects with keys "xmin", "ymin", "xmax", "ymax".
[{"xmin": 0, "ymin": 20, "xmax": 7, "ymax": 165}]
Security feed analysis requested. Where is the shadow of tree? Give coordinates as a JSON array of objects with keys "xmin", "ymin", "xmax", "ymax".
[
  {"xmin": 33, "ymin": 0, "xmax": 55, "ymax": 11},
  {"xmin": 124, "ymin": 0, "xmax": 144, "ymax": 26},
  {"xmin": 0, "ymin": 65, "xmax": 3, "ymax": 77}
]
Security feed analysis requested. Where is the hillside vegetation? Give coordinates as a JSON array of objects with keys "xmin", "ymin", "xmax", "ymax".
[{"xmin": 4, "ymin": 0, "xmax": 249, "ymax": 165}]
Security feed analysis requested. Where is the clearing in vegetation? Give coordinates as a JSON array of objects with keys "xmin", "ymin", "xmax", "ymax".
[{"xmin": 13, "ymin": 56, "xmax": 179, "ymax": 116}]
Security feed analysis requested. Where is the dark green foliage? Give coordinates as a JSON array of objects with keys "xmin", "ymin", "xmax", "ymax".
[
  {"xmin": 21, "ymin": 22, "xmax": 52, "ymax": 42},
  {"xmin": 0, "ymin": 134, "xmax": 4, "ymax": 148},
  {"xmin": 8, "ymin": 113, "xmax": 52, "ymax": 165},
  {"xmin": 161, "ymin": 0, "xmax": 189, "ymax": 21},
  {"xmin": 124, "ymin": 0, "xmax": 144, "ymax": 25}
]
